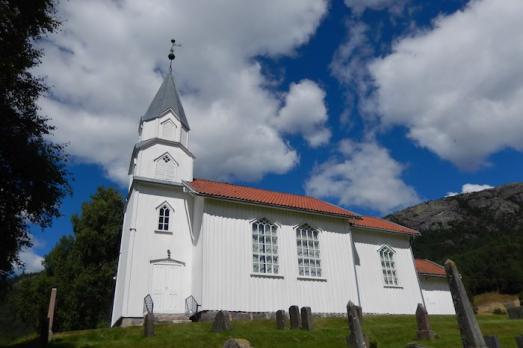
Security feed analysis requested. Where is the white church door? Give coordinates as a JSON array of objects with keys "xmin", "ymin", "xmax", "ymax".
[{"xmin": 151, "ymin": 263, "xmax": 182, "ymax": 313}]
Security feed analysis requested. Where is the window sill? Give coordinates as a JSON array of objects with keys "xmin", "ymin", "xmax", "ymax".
[
  {"xmin": 297, "ymin": 276, "xmax": 327, "ymax": 282},
  {"xmin": 154, "ymin": 230, "xmax": 173, "ymax": 235},
  {"xmin": 250, "ymin": 273, "xmax": 284, "ymax": 279},
  {"xmin": 384, "ymin": 285, "xmax": 403, "ymax": 289}
]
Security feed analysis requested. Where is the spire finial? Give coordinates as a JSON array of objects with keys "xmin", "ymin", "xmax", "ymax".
[{"xmin": 168, "ymin": 38, "xmax": 181, "ymax": 72}]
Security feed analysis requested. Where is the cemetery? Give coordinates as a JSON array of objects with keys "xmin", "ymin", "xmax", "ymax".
[{"xmin": 7, "ymin": 260, "xmax": 523, "ymax": 348}]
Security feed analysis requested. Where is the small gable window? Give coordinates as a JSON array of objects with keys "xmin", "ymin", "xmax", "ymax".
[
  {"xmin": 379, "ymin": 246, "xmax": 399, "ymax": 286},
  {"xmin": 161, "ymin": 119, "xmax": 177, "ymax": 140},
  {"xmin": 252, "ymin": 218, "xmax": 279, "ymax": 275},
  {"xmin": 155, "ymin": 153, "xmax": 176, "ymax": 180},
  {"xmin": 157, "ymin": 204, "xmax": 171, "ymax": 231},
  {"xmin": 296, "ymin": 224, "xmax": 322, "ymax": 277}
]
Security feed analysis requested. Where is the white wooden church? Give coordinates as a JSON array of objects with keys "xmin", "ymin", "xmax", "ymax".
[{"xmin": 110, "ymin": 56, "xmax": 454, "ymax": 327}]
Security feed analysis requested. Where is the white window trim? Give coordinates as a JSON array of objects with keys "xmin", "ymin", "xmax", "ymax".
[
  {"xmin": 154, "ymin": 152, "xmax": 178, "ymax": 181},
  {"xmin": 160, "ymin": 118, "xmax": 178, "ymax": 140},
  {"xmin": 155, "ymin": 201, "xmax": 174, "ymax": 233},
  {"xmin": 295, "ymin": 223, "xmax": 323, "ymax": 279},
  {"xmin": 251, "ymin": 218, "xmax": 281, "ymax": 276},
  {"xmin": 377, "ymin": 245, "xmax": 400, "ymax": 288}
]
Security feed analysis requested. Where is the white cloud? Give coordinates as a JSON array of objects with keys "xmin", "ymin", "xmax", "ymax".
[
  {"xmin": 14, "ymin": 234, "xmax": 45, "ymax": 273},
  {"xmin": 305, "ymin": 140, "xmax": 420, "ymax": 214},
  {"xmin": 446, "ymin": 183, "xmax": 493, "ymax": 197},
  {"xmin": 369, "ymin": 0, "xmax": 523, "ymax": 169},
  {"xmin": 38, "ymin": 0, "xmax": 329, "ymax": 184},
  {"xmin": 272, "ymin": 80, "xmax": 330, "ymax": 147}
]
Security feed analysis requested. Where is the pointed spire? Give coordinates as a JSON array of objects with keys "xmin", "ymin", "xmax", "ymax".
[{"xmin": 141, "ymin": 39, "xmax": 189, "ymax": 130}]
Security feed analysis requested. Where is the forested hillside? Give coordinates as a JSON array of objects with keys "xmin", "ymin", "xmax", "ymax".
[{"xmin": 388, "ymin": 183, "xmax": 523, "ymax": 296}]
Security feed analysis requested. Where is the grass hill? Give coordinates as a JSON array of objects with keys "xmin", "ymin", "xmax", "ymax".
[
  {"xmin": 387, "ymin": 183, "xmax": 523, "ymax": 296},
  {"xmin": 4, "ymin": 315, "xmax": 523, "ymax": 348}
]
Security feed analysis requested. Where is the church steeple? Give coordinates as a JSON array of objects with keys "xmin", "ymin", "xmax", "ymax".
[{"xmin": 141, "ymin": 39, "xmax": 189, "ymax": 130}]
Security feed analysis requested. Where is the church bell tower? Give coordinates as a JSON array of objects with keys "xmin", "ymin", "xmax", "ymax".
[{"xmin": 111, "ymin": 40, "xmax": 197, "ymax": 326}]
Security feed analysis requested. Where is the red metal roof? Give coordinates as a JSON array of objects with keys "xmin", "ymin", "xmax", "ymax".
[
  {"xmin": 350, "ymin": 216, "xmax": 419, "ymax": 236},
  {"xmin": 187, "ymin": 178, "xmax": 357, "ymax": 219},
  {"xmin": 415, "ymin": 259, "xmax": 447, "ymax": 277}
]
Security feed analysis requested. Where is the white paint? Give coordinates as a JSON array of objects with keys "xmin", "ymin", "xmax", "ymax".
[
  {"xmin": 351, "ymin": 227, "xmax": 424, "ymax": 314},
  {"xmin": 419, "ymin": 275, "xmax": 455, "ymax": 315}
]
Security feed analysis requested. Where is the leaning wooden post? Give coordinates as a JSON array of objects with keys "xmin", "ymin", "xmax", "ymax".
[
  {"xmin": 47, "ymin": 288, "xmax": 57, "ymax": 341},
  {"xmin": 444, "ymin": 259, "xmax": 487, "ymax": 348}
]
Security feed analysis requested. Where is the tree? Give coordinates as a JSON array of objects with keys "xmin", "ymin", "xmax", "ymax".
[
  {"xmin": 0, "ymin": 0, "xmax": 69, "ymax": 278},
  {"xmin": 3, "ymin": 187, "xmax": 124, "ymax": 335}
]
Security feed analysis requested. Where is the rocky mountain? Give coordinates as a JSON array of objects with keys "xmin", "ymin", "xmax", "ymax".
[{"xmin": 387, "ymin": 183, "xmax": 523, "ymax": 296}]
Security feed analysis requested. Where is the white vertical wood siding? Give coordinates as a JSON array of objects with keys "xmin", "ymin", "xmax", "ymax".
[
  {"xmin": 116, "ymin": 184, "xmax": 194, "ymax": 320},
  {"xmin": 111, "ymin": 189, "xmax": 136, "ymax": 325},
  {"xmin": 420, "ymin": 276, "xmax": 455, "ymax": 314},
  {"xmin": 199, "ymin": 199, "xmax": 359, "ymax": 314},
  {"xmin": 352, "ymin": 228, "xmax": 424, "ymax": 314}
]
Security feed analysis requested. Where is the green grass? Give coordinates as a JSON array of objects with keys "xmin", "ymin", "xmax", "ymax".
[{"xmin": 4, "ymin": 315, "xmax": 523, "ymax": 348}]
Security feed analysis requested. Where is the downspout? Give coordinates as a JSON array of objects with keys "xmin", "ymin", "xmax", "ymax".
[
  {"xmin": 409, "ymin": 235, "xmax": 427, "ymax": 309},
  {"xmin": 348, "ymin": 224, "xmax": 363, "ymax": 307}
]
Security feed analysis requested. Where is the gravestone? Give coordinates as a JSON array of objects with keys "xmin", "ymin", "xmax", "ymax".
[
  {"xmin": 301, "ymin": 306, "xmax": 313, "ymax": 330},
  {"xmin": 483, "ymin": 336, "xmax": 500, "ymax": 348},
  {"xmin": 213, "ymin": 310, "xmax": 231, "ymax": 332},
  {"xmin": 223, "ymin": 338, "xmax": 252, "ymax": 348},
  {"xmin": 415, "ymin": 303, "xmax": 436, "ymax": 340},
  {"xmin": 515, "ymin": 335, "xmax": 523, "ymax": 348},
  {"xmin": 144, "ymin": 313, "xmax": 155, "ymax": 337},
  {"xmin": 143, "ymin": 294, "xmax": 155, "ymax": 337},
  {"xmin": 276, "ymin": 309, "xmax": 286, "ymax": 329},
  {"xmin": 445, "ymin": 259, "xmax": 487, "ymax": 348},
  {"xmin": 508, "ymin": 307, "xmax": 523, "ymax": 319},
  {"xmin": 346, "ymin": 301, "xmax": 367, "ymax": 348},
  {"xmin": 289, "ymin": 305, "xmax": 300, "ymax": 329}
]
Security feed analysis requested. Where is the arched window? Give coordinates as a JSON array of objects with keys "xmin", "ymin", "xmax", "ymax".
[
  {"xmin": 379, "ymin": 246, "xmax": 398, "ymax": 286},
  {"xmin": 252, "ymin": 218, "xmax": 279, "ymax": 274},
  {"xmin": 296, "ymin": 224, "xmax": 321, "ymax": 277},
  {"xmin": 155, "ymin": 153, "xmax": 176, "ymax": 180},
  {"xmin": 157, "ymin": 204, "xmax": 171, "ymax": 231},
  {"xmin": 161, "ymin": 119, "xmax": 177, "ymax": 140}
]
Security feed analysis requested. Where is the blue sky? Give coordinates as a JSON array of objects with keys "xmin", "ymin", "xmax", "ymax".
[{"xmin": 21, "ymin": 0, "xmax": 523, "ymax": 271}]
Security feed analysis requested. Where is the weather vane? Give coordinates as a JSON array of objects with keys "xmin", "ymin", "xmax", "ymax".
[{"xmin": 168, "ymin": 38, "xmax": 182, "ymax": 71}]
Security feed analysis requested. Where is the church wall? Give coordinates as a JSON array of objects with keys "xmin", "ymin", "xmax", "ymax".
[
  {"xmin": 119, "ymin": 183, "xmax": 194, "ymax": 319},
  {"xmin": 199, "ymin": 199, "xmax": 359, "ymax": 314},
  {"xmin": 111, "ymin": 189, "xmax": 136, "ymax": 325},
  {"xmin": 419, "ymin": 276, "xmax": 455, "ymax": 315},
  {"xmin": 135, "ymin": 143, "xmax": 193, "ymax": 182},
  {"xmin": 351, "ymin": 228, "xmax": 424, "ymax": 314}
]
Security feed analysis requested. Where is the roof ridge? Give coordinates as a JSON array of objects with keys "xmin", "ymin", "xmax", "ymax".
[
  {"xmin": 191, "ymin": 177, "xmax": 357, "ymax": 217},
  {"xmin": 418, "ymin": 258, "xmax": 445, "ymax": 269},
  {"xmin": 194, "ymin": 177, "xmax": 318, "ymax": 200}
]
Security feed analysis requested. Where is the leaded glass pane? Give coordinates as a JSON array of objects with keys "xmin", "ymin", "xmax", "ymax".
[
  {"xmin": 380, "ymin": 247, "xmax": 399, "ymax": 286},
  {"xmin": 252, "ymin": 219, "xmax": 279, "ymax": 274},
  {"xmin": 296, "ymin": 224, "xmax": 322, "ymax": 278}
]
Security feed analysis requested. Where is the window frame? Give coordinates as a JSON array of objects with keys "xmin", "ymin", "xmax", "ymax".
[
  {"xmin": 250, "ymin": 218, "xmax": 281, "ymax": 277},
  {"xmin": 160, "ymin": 118, "xmax": 177, "ymax": 140},
  {"xmin": 295, "ymin": 223, "xmax": 324, "ymax": 280},
  {"xmin": 154, "ymin": 152, "xmax": 178, "ymax": 181},
  {"xmin": 155, "ymin": 202, "xmax": 174, "ymax": 234},
  {"xmin": 378, "ymin": 245, "xmax": 400, "ymax": 287}
]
